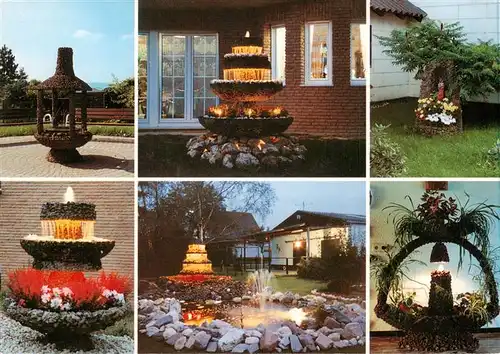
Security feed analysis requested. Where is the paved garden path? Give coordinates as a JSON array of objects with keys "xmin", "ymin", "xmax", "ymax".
[{"xmin": 0, "ymin": 136, "xmax": 134, "ymax": 177}]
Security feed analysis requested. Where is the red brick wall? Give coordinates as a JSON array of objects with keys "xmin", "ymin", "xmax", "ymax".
[
  {"xmin": 0, "ymin": 182, "xmax": 135, "ymax": 292},
  {"xmin": 140, "ymin": 0, "xmax": 366, "ymax": 139}
]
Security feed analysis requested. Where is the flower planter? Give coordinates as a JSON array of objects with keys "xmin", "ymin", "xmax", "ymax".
[
  {"xmin": 34, "ymin": 129, "xmax": 93, "ymax": 163},
  {"xmin": 199, "ymin": 116, "xmax": 293, "ymax": 138}
]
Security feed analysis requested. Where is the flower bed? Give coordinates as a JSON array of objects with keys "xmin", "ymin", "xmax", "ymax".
[{"xmin": 415, "ymin": 96, "xmax": 460, "ymax": 135}]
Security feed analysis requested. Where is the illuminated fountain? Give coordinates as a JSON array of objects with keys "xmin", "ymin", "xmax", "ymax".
[
  {"xmin": 179, "ymin": 244, "xmax": 214, "ymax": 275},
  {"xmin": 187, "ymin": 31, "xmax": 307, "ymax": 169},
  {"xmin": 5, "ymin": 186, "xmax": 129, "ymax": 349}
]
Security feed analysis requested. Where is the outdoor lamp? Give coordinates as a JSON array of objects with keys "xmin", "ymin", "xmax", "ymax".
[{"xmin": 294, "ymin": 240, "xmax": 302, "ymax": 249}]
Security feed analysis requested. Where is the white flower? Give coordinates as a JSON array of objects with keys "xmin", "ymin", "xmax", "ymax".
[
  {"xmin": 116, "ymin": 293, "xmax": 125, "ymax": 304},
  {"xmin": 103, "ymin": 289, "xmax": 112, "ymax": 298},
  {"xmin": 41, "ymin": 293, "xmax": 52, "ymax": 304},
  {"xmin": 60, "ymin": 303, "xmax": 72, "ymax": 311},
  {"xmin": 50, "ymin": 297, "xmax": 62, "ymax": 309},
  {"xmin": 41, "ymin": 285, "xmax": 50, "ymax": 294},
  {"xmin": 62, "ymin": 287, "xmax": 73, "ymax": 297},
  {"xmin": 52, "ymin": 287, "xmax": 61, "ymax": 296}
]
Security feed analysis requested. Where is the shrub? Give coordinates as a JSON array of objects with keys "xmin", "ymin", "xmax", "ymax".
[
  {"xmin": 102, "ymin": 311, "xmax": 134, "ymax": 337},
  {"xmin": 371, "ymin": 124, "xmax": 406, "ymax": 177},
  {"xmin": 297, "ymin": 244, "xmax": 365, "ymax": 294},
  {"xmin": 486, "ymin": 138, "xmax": 500, "ymax": 167}
]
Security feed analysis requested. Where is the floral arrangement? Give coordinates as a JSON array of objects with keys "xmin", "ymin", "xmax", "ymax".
[
  {"xmin": 207, "ymin": 104, "xmax": 288, "ymax": 119},
  {"xmin": 166, "ymin": 274, "xmax": 232, "ymax": 284},
  {"xmin": 415, "ymin": 191, "xmax": 458, "ymax": 224},
  {"xmin": 415, "ymin": 96, "xmax": 459, "ymax": 126},
  {"xmin": 7, "ymin": 269, "xmax": 130, "ymax": 311}
]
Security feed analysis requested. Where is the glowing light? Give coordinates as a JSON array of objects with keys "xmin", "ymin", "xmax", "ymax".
[
  {"xmin": 272, "ymin": 107, "xmax": 282, "ymax": 116},
  {"xmin": 270, "ymin": 136, "xmax": 280, "ymax": 144},
  {"xmin": 288, "ymin": 307, "xmax": 307, "ymax": 325},
  {"xmin": 224, "ymin": 68, "xmax": 269, "ymax": 81},
  {"xmin": 244, "ymin": 108, "xmax": 254, "ymax": 117},
  {"xmin": 294, "ymin": 240, "xmax": 302, "ymax": 249},
  {"xmin": 438, "ymin": 264, "xmax": 444, "ymax": 271},
  {"xmin": 232, "ymin": 46, "xmax": 263, "ymax": 55},
  {"xmin": 54, "ymin": 219, "xmax": 83, "ymax": 240},
  {"xmin": 257, "ymin": 139, "xmax": 266, "ymax": 151},
  {"xmin": 213, "ymin": 108, "xmax": 223, "ymax": 117},
  {"xmin": 245, "ymin": 31, "xmax": 250, "ymax": 38},
  {"xmin": 64, "ymin": 186, "xmax": 75, "ymax": 203},
  {"xmin": 235, "ymin": 143, "xmax": 240, "ymax": 150},
  {"xmin": 180, "ymin": 244, "xmax": 214, "ymax": 275}
]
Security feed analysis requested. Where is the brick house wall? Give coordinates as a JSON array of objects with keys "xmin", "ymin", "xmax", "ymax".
[
  {"xmin": 0, "ymin": 182, "xmax": 135, "ymax": 292},
  {"xmin": 140, "ymin": 0, "xmax": 366, "ymax": 139}
]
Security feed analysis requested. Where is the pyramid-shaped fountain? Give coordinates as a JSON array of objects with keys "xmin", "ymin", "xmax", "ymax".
[
  {"xmin": 186, "ymin": 32, "xmax": 307, "ymax": 169},
  {"xmin": 180, "ymin": 244, "xmax": 214, "ymax": 275}
]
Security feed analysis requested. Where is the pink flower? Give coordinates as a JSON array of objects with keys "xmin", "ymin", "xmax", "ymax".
[{"xmin": 18, "ymin": 299, "xmax": 26, "ymax": 307}]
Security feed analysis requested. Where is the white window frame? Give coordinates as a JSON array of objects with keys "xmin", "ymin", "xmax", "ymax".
[
  {"xmin": 350, "ymin": 23, "xmax": 369, "ymax": 87},
  {"xmin": 137, "ymin": 32, "xmax": 149, "ymax": 123},
  {"xmin": 271, "ymin": 25, "xmax": 286, "ymax": 85},
  {"xmin": 304, "ymin": 21, "xmax": 333, "ymax": 87}
]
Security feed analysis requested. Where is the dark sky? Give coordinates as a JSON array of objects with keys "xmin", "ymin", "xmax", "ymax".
[{"xmin": 247, "ymin": 181, "xmax": 366, "ymax": 228}]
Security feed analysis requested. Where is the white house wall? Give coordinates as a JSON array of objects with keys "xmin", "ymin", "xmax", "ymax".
[
  {"xmin": 371, "ymin": 14, "xmax": 421, "ymax": 102},
  {"xmin": 270, "ymin": 227, "xmax": 348, "ymax": 266}
]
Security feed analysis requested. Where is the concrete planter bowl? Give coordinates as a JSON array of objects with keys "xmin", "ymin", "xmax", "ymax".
[
  {"xmin": 5, "ymin": 301, "xmax": 129, "ymax": 349},
  {"xmin": 199, "ymin": 116, "xmax": 293, "ymax": 138},
  {"xmin": 34, "ymin": 129, "xmax": 93, "ymax": 163},
  {"xmin": 20, "ymin": 238, "xmax": 115, "ymax": 271}
]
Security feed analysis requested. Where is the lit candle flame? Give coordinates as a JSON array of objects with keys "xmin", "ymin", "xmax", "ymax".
[
  {"xmin": 64, "ymin": 186, "xmax": 75, "ymax": 203},
  {"xmin": 245, "ymin": 31, "xmax": 250, "ymax": 38}
]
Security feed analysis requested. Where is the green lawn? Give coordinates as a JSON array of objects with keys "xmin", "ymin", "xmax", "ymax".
[
  {"xmin": 372, "ymin": 98, "xmax": 499, "ymax": 177},
  {"xmin": 139, "ymin": 134, "xmax": 365, "ymax": 177},
  {"xmin": 0, "ymin": 124, "xmax": 134, "ymax": 138}
]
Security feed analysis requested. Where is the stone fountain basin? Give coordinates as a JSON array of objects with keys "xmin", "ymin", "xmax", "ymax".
[
  {"xmin": 5, "ymin": 301, "xmax": 129, "ymax": 335},
  {"xmin": 210, "ymin": 81, "xmax": 284, "ymax": 102},
  {"xmin": 199, "ymin": 116, "xmax": 293, "ymax": 138},
  {"xmin": 34, "ymin": 129, "xmax": 93, "ymax": 150},
  {"xmin": 20, "ymin": 238, "xmax": 115, "ymax": 271}
]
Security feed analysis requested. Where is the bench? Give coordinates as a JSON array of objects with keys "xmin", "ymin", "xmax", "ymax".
[{"xmin": 75, "ymin": 108, "xmax": 134, "ymax": 126}]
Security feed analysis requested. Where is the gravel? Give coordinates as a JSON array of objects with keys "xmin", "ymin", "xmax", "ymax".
[{"xmin": 0, "ymin": 312, "xmax": 133, "ymax": 353}]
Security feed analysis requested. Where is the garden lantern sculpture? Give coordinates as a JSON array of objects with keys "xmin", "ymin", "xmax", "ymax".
[
  {"xmin": 4, "ymin": 187, "xmax": 129, "ymax": 350},
  {"xmin": 374, "ymin": 191, "xmax": 499, "ymax": 352},
  {"xmin": 34, "ymin": 47, "xmax": 93, "ymax": 163}
]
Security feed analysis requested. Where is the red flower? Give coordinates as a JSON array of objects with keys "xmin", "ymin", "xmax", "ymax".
[{"xmin": 18, "ymin": 299, "xmax": 26, "ymax": 307}]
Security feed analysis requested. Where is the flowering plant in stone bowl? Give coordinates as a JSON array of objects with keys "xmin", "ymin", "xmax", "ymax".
[
  {"xmin": 4, "ymin": 268, "xmax": 131, "ymax": 349},
  {"xmin": 415, "ymin": 96, "xmax": 459, "ymax": 126},
  {"xmin": 7, "ymin": 269, "xmax": 130, "ymax": 311}
]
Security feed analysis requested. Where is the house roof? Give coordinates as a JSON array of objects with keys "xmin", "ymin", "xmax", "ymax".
[
  {"xmin": 140, "ymin": 0, "xmax": 295, "ymax": 9},
  {"xmin": 371, "ymin": 0, "xmax": 427, "ymax": 21},
  {"xmin": 272, "ymin": 210, "xmax": 366, "ymax": 231},
  {"xmin": 208, "ymin": 211, "xmax": 261, "ymax": 242}
]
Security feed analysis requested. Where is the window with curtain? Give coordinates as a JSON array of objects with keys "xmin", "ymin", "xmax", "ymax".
[
  {"xmin": 271, "ymin": 26, "xmax": 286, "ymax": 82},
  {"xmin": 305, "ymin": 22, "xmax": 332, "ymax": 86},
  {"xmin": 350, "ymin": 24, "xmax": 370, "ymax": 85},
  {"xmin": 138, "ymin": 34, "xmax": 148, "ymax": 119}
]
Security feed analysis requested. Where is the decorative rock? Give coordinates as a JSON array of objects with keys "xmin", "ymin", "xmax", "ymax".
[
  {"xmin": 317, "ymin": 327, "xmax": 335, "ymax": 336},
  {"xmin": 248, "ymin": 343, "xmax": 259, "ymax": 353},
  {"xmin": 328, "ymin": 333, "xmax": 341, "ymax": 342},
  {"xmin": 270, "ymin": 292, "xmax": 284, "ymax": 302},
  {"xmin": 174, "ymin": 335, "xmax": 187, "ymax": 351},
  {"xmin": 282, "ymin": 320, "xmax": 300, "ymax": 334},
  {"xmin": 146, "ymin": 326, "xmax": 160, "ymax": 337},
  {"xmin": 212, "ymin": 319, "xmax": 232, "ymax": 328},
  {"xmin": 277, "ymin": 326, "xmax": 292, "ymax": 338},
  {"xmin": 341, "ymin": 323, "xmax": 364, "ymax": 339},
  {"xmin": 235, "ymin": 153, "xmax": 259, "ymax": 167},
  {"xmin": 219, "ymin": 328, "xmax": 245, "ymax": 352},
  {"xmin": 182, "ymin": 328, "xmax": 194, "ymax": 337},
  {"xmin": 324, "ymin": 316, "xmax": 342, "ymax": 329},
  {"xmin": 279, "ymin": 335, "xmax": 290, "ymax": 349},
  {"xmin": 195, "ymin": 331, "xmax": 212, "ymax": 350},
  {"xmin": 206, "ymin": 341, "xmax": 218, "ymax": 353},
  {"xmin": 260, "ymin": 329, "xmax": 279, "ymax": 352},
  {"xmin": 233, "ymin": 297, "xmax": 242, "ymax": 303},
  {"xmin": 290, "ymin": 335, "xmax": 303, "ymax": 353},
  {"xmin": 333, "ymin": 340, "xmax": 350, "ymax": 349},
  {"xmin": 315, "ymin": 333, "xmax": 333, "ymax": 350},
  {"xmin": 245, "ymin": 337, "xmax": 260, "ymax": 345},
  {"xmin": 349, "ymin": 338, "xmax": 358, "ymax": 346},
  {"xmin": 232, "ymin": 343, "xmax": 249, "ymax": 353},
  {"xmin": 185, "ymin": 335, "xmax": 196, "ymax": 350},
  {"xmin": 329, "ymin": 308, "xmax": 351, "ymax": 324},
  {"xmin": 281, "ymin": 292, "xmax": 295, "ymax": 304},
  {"xmin": 167, "ymin": 333, "xmax": 183, "ymax": 346},
  {"xmin": 246, "ymin": 329, "xmax": 263, "ymax": 338},
  {"xmin": 298, "ymin": 334, "xmax": 316, "ymax": 352},
  {"xmin": 145, "ymin": 320, "xmax": 157, "ymax": 328},
  {"xmin": 155, "ymin": 314, "xmax": 173, "ymax": 327},
  {"xmin": 163, "ymin": 327, "xmax": 177, "ymax": 340}
]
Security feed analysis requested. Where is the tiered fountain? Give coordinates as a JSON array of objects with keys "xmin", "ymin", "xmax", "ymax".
[
  {"xmin": 35, "ymin": 47, "xmax": 93, "ymax": 163},
  {"xmin": 5, "ymin": 187, "xmax": 129, "ymax": 349},
  {"xmin": 179, "ymin": 244, "xmax": 214, "ymax": 275},
  {"xmin": 186, "ymin": 32, "xmax": 307, "ymax": 169}
]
